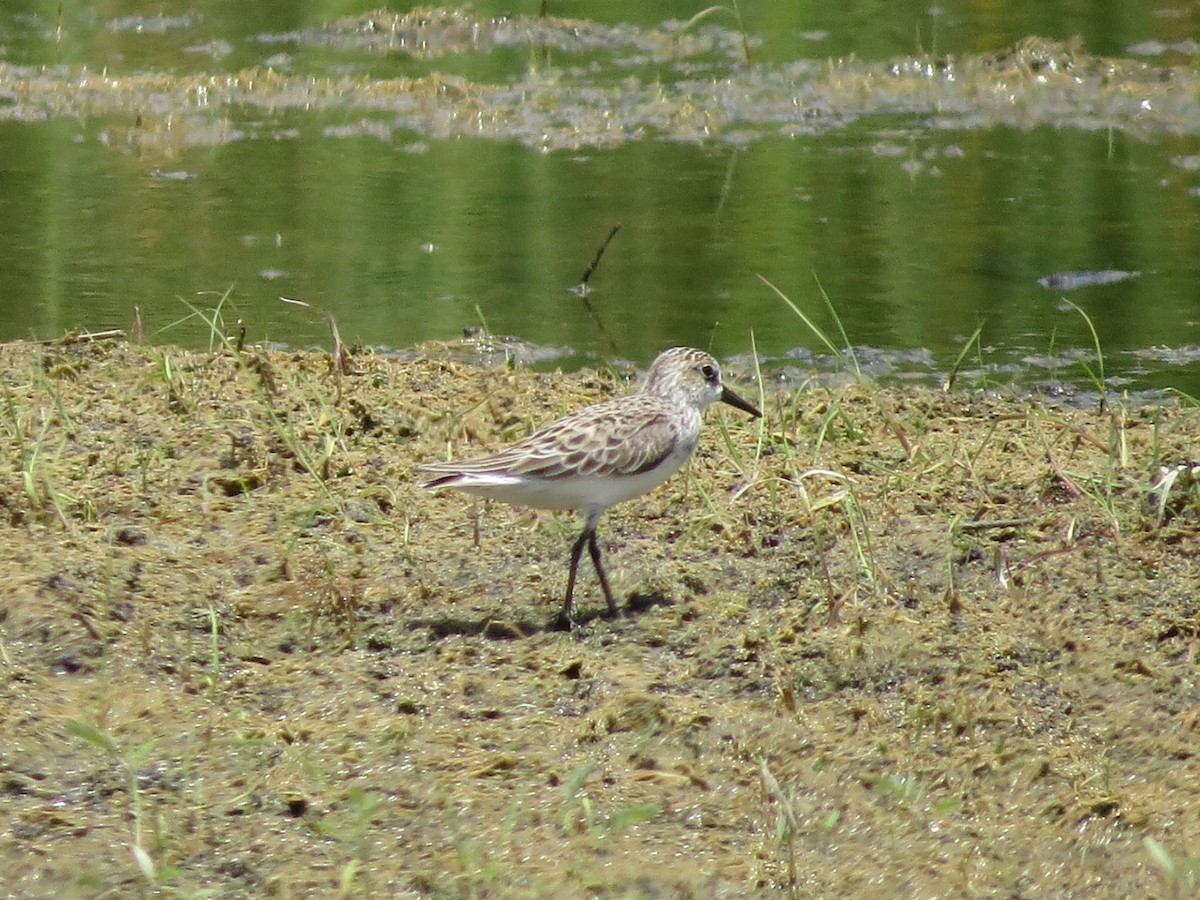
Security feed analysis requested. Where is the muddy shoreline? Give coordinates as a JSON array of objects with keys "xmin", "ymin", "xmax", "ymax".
[{"xmin": 3, "ymin": 337, "xmax": 1200, "ymax": 896}]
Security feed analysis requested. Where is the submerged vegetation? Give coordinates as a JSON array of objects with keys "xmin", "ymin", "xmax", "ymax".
[
  {"xmin": 0, "ymin": 9, "xmax": 1197, "ymax": 152},
  {"xmin": 3, "ymin": 332, "xmax": 1200, "ymax": 895}
]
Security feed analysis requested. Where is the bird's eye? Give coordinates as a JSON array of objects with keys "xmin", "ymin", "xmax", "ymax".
[{"xmin": 700, "ymin": 364, "xmax": 717, "ymax": 381}]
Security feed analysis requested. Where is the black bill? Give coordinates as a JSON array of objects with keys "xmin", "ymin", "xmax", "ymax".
[{"xmin": 721, "ymin": 386, "xmax": 762, "ymax": 418}]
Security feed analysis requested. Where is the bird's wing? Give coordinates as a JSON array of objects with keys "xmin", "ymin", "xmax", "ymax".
[{"xmin": 419, "ymin": 395, "xmax": 678, "ymax": 482}]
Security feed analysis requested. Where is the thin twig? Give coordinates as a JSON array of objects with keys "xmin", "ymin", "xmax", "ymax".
[
  {"xmin": 37, "ymin": 329, "xmax": 126, "ymax": 346},
  {"xmin": 572, "ymin": 224, "xmax": 623, "ymax": 357},
  {"xmin": 580, "ymin": 222, "xmax": 621, "ymax": 287}
]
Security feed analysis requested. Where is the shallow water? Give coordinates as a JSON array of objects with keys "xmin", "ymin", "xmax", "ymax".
[{"xmin": 1, "ymin": 2, "xmax": 1199, "ymax": 396}]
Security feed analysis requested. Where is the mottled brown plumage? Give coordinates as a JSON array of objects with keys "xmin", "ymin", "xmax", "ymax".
[{"xmin": 419, "ymin": 347, "xmax": 761, "ymax": 624}]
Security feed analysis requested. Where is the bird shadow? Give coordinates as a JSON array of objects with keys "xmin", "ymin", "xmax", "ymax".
[
  {"xmin": 624, "ymin": 591, "xmax": 673, "ymax": 616},
  {"xmin": 416, "ymin": 591, "xmax": 673, "ymax": 640}
]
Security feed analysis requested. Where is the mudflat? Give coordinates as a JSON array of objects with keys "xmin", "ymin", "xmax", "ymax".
[{"xmin": 3, "ymin": 337, "xmax": 1199, "ymax": 896}]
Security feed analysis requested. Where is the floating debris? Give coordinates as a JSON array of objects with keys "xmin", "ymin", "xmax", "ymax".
[
  {"xmin": 1037, "ymin": 270, "xmax": 1141, "ymax": 290},
  {"xmin": 0, "ymin": 34, "xmax": 1198, "ymax": 152},
  {"xmin": 259, "ymin": 6, "xmax": 751, "ymax": 66}
]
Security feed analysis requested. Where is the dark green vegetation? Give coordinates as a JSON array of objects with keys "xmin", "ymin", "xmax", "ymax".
[{"xmin": 3, "ymin": 336, "xmax": 1200, "ymax": 896}]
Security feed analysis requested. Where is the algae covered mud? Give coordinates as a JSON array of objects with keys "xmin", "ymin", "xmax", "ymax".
[{"xmin": 3, "ymin": 335, "xmax": 1200, "ymax": 895}]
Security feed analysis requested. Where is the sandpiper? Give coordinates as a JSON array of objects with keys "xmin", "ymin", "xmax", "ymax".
[{"xmin": 418, "ymin": 347, "xmax": 762, "ymax": 624}]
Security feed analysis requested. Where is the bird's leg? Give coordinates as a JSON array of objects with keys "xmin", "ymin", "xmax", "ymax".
[
  {"xmin": 588, "ymin": 530, "xmax": 618, "ymax": 616},
  {"xmin": 560, "ymin": 527, "xmax": 591, "ymax": 625}
]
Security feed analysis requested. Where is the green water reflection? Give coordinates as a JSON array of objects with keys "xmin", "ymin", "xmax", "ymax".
[{"xmin": 0, "ymin": 2, "xmax": 1198, "ymax": 396}]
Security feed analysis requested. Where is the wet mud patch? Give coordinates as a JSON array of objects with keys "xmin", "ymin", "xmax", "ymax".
[{"xmin": 2, "ymin": 336, "xmax": 1200, "ymax": 895}]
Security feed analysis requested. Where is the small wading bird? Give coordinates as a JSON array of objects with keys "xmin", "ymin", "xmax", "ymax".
[{"xmin": 418, "ymin": 347, "xmax": 762, "ymax": 625}]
